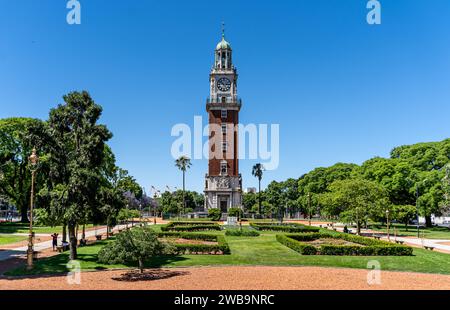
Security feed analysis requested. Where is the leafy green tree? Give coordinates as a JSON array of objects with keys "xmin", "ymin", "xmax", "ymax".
[
  {"xmin": 252, "ymin": 163, "xmax": 264, "ymax": 215},
  {"xmin": 46, "ymin": 91, "xmax": 112, "ymax": 260},
  {"xmin": 242, "ymin": 192, "xmax": 257, "ymax": 213},
  {"xmin": 392, "ymin": 204, "xmax": 417, "ymax": 230},
  {"xmin": 228, "ymin": 207, "xmax": 243, "ymax": 220},
  {"xmin": 321, "ymin": 179, "xmax": 388, "ymax": 234},
  {"xmin": 0, "ymin": 118, "xmax": 49, "ymax": 222},
  {"xmin": 175, "ymin": 156, "xmax": 191, "ymax": 215},
  {"xmin": 98, "ymin": 227, "xmax": 172, "ymax": 273}
]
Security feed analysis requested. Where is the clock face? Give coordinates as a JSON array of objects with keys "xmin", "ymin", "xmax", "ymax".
[{"xmin": 217, "ymin": 77, "xmax": 231, "ymax": 92}]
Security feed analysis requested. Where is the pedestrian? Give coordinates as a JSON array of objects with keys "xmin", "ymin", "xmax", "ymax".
[
  {"xmin": 51, "ymin": 233, "xmax": 59, "ymax": 251},
  {"xmin": 343, "ymin": 225, "xmax": 349, "ymax": 234}
]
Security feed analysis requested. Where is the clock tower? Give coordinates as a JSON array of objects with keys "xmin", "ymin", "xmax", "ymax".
[{"xmin": 204, "ymin": 28, "xmax": 242, "ymax": 214}]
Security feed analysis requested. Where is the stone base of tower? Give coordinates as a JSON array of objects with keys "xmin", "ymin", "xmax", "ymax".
[{"xmin": 204, "ymin": 174, "xmax": 242, "ymax": 212}]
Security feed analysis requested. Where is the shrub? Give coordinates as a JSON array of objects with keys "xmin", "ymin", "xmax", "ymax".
[
  {"xmin": 228, "ymin": 207, "xmax": 243, "ymax": 219},
  {"xmin": 225, "ymin": 229, "xmax": 260, "ymax": 237},
  {"xmin": 250, "ymin": 222, "xmax": 320, "ymax": 233},
  {"xmin": 98, "ymin": 227, "xmax": 174, "ymax": 273},
  {"xmin": 208, "ymin": 209, "xmax": 221, "ymax": 221},
  {"xmin": 161, "ymin": 222, "xmax": 221, "ymax": 232},
  {"xmin": 158, "ymin": 232, "xmax": 230, "ymax": 255},
  {"xmin": 277, "ymin": 232, "xmax": 413, "ymax": 256}
]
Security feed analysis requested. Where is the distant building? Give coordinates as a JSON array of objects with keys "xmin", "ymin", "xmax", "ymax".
[{"xmin": 245, "ymin": 187, "xmax": 257, "ymax": 194}]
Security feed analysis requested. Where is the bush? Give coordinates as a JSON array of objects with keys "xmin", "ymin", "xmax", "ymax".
[
  {"xmin": 208, "ymin": 209, "xmax": 221, "ymax": 221},
  {"xmin": 225, "ymin": 229, "xmax": 260, "ymax": 237},
  {"xmin": 98, "ymin": 227, "xmax": 173, "ymax": 273},
  {"xmin": 277, "ymin": 232, "xmax": 413, "ymax": 256},
  {"xmin": 250, "ymin": 222, "xmax": 320, "ymax": 233},
  {"xmin": 158, "ymin": 232, "xmax": 230, "ymax": 255},
  {"xmin": 228, "ymin": 207, "xmax": 243, "ymax": 219},
  {"xmin": 161, "ymin": 222, "xmax": 221, "ymax": 232}
]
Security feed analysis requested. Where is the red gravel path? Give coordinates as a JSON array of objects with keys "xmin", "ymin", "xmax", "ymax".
[{"xmin": 1, "ymin": 266, "xmax": 450, "ymax": 290}]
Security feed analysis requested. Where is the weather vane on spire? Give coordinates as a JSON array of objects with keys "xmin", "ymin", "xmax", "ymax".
[{"xmin": 222, "ymin": 21, "xmax": 225, "ymax": 38}]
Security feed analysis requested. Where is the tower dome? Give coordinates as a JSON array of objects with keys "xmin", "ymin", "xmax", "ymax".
[{"xmin": 216, "ymin": 36, "xmax": 232, "ymax": 50}]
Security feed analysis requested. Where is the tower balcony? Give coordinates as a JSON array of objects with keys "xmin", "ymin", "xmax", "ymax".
[{"xmin": 206, "ymin": 97, "xmax": 242, "ymax": 111}]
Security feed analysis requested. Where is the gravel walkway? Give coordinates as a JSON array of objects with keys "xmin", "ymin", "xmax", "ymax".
[{"xmin": 1, "ymin": 266, "xmax": 450, "ymax": 290}]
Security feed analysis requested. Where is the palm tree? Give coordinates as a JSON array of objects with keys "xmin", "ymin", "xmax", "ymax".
[
  {"xmin": 175, "ymin": 156, "xmax": 192, "ymax": 215},
  {"xmin": 252, "ymin": 163, "xmax": 264, "ymax": 215}
]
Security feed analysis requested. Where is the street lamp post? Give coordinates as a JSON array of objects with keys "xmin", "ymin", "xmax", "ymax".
[
  {"xmin": 27, "ymin": 148, "xmax": 39, "ymax": 270},
  {"xmin": 386, "ymin": 209, "xmax": 390, "ymax": 241}
]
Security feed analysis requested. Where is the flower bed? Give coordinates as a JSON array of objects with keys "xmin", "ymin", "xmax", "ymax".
[
  {"xmin": 157, "ymin": 232, "xmax": 230, "ymax": 255},
  {"xmin": 277, "ymin": 233, "xmax": 413, "ymax": 256},
  {"xmin": 161, "ymin": 222, "xmax": 221, "ymax": 232},
  {"xmin": 250, "ymin": 222, "xmax": 320, "ymax": 233}
]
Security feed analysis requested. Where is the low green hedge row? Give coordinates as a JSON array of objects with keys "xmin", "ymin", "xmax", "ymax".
[
  {"xmin": 169, "ymin": 221, "xmax": 218, "ymax": 226},
  {"xmin": 167, "ymin": 234, "xmax": 230, "ymax": 255},
  {"xmin": 277, "ymin": 233, "xmax": 413, "ymax": 256},
  {"xmin": 157, "ymin": 232, "xmax": 217, "ymax": 241},
  {"xmin": 225, "ymin": 229, "xmax": 260, "ymax": 237},
  {"xmin": 161, "ymin": 222, "xmax": 221, "ymax": 232},
  {"xmin": 250, "ymin": 222, "xmax": 320, "ymax": 233}
]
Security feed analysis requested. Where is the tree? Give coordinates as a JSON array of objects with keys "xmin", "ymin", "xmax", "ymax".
[
  {"xmin": 242, "ymin": 192, "xmax": 257, "ymax": 214},
  {"xmin": 46, "ymin": 91, "xmax": 112, "ymax": 260},
  {"xmin": 392, "ymin": 205, "xmax": 416, "ymax": 230},
  {"xmin": 321, "ymin": 179, "xmax": 388, "ymax": 234},
  {"xmin": 98, "ymin": 227, "xmax": 172, "ymax": 273},
  {"xmin": 175, "ymin": 156, "xmax": 191, "ymax": 215},
  {"xmin": 0, "ymin": 118, "xmax": 49, "ymax": 222},
  {"xmin": 252, "ymin": 163, "xmax": 264, "ymax": 215}
]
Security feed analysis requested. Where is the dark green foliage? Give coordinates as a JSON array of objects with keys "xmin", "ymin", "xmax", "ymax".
[
  {"xmin": 98, "ymin": 227, "xmax": 172, "ymax": 272},
  {"xmin": 208, "ymin": 208, "xmax": 221, "ymax": 221},
  {"xmin": 157, "ymin": 232, "xmax": 230, "ymax": 255},
  {"xmin": 278, "ymin": 233, "xmax": 413, "ymax": 256},
  {"xmin": 227, "ymin": 207, "xmax": 243, "ymax": 219},
  {"xmin": 161, "ymin": 221, "xmax": 221, "ymax": 232},
  {"xmin": 250, "ymin": 222, "xmax": 320, "ymax": 233},
  {"xmin": 225, "ymin": 228, "xmax": 260, "ymax": 237}
]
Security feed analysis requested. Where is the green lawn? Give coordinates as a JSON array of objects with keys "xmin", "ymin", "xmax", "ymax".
[
  {"xmin": 0, "ymin": 222, "xmax": 94, "ymax": 234},
  {"xmin": 368, "ymin": 223, "xmax": 450, "ymax": 239},
  {"xmin": 0, "ymin": 234, "xmax": 28, "ymax": 245},
  {"xmin": 6, "ymin": 229, "xmax": 450, "ymax": 276}
]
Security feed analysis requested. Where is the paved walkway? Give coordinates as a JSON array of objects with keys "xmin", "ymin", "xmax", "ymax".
[{"xmin": 0, "ymin": 224, "xmax": 128, "ymax": 262}]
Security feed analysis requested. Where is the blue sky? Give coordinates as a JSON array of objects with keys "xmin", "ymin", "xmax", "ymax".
[{"xmin": 1, "ymin": 0, "xmax": 450, "ymax": 193}]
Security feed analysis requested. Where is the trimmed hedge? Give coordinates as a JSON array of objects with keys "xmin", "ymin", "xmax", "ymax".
[
  {"xmin": 161, "ymin": 222, "xmax": 221, "ymax": 232},
  {"xmin": 277, "ymin": 232, "xmax": 413, "ymax": 256},
  {"xmin": 250, "ymin": 222, "xmax": 320, "ymax": 233},
  {"xmin": 225, "ymin": 229, "xmax": 260, "ymax": 237},
  {"xmin": 158, "ymin": 232, "xmax": 230, "ymax": 255}
]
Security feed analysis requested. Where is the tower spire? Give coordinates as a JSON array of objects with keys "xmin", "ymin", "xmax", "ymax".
[{"xmin": 221, "ymin": 21, "xmax": 225, "ymax": 39}]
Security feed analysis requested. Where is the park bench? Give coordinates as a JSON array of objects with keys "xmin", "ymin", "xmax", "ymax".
[
  {"xmin": 395, "ymin": 240, "xmax": 404, "ymax": 245},
  {"xmin": 424, "ymin": 246, "xmax": 435, "ymax": 251},
  {"xmin": 374, "ymin": 236, "xmax": 381, "ymax": 240},
  {"xmin": 57, "ymin": 243, "xmax": 70, "ymax": 253}
]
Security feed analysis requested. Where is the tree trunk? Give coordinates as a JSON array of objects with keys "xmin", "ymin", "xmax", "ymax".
[
  {"xmin": 182, "ymin": 171, "xmax": 186, "ymax": 215},
  {"xmin": 68, "ymin": 223, "xmax": 77, "ymax": 260},
  {"xmin": 258, "ymin": 179, "xmax": 261, "ymax": 215},
  {"xmin": 356, "ymin": 222, "xmax": 361, "ymax": 235},
  {"xmin": 138, "ymin": 258, "xmax": 144, "ymax": 274},
  {"xmin": 62, "ymin": 224, "xmax": 67, "ymax": 243},
  {"xmin": 82, "ymin": 224, "xmax": 86, "ymax": 240},
  {"xmin": 425, "ymin": 215, "xmax": 432, "ymax": 228},
  {"xmin": 20, "ymin": 202, "xmax": 29, "ymax": 223}
]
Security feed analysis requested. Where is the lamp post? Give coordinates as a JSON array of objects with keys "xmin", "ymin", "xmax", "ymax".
[
  {"xmin": 385, "ymin": 209, "xmax": 390, "ymax": 241},
  {"xmin": 27, "ymin": 148, "xmax": 39, "ymax": 270}
]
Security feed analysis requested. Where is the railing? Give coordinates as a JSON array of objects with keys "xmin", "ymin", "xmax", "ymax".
[{"xmin": 206, "ymin": 97, "xmax": 242, "ymax": 105}]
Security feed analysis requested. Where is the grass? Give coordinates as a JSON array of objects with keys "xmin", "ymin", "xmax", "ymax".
[
  {"xmin": 368, "ymin": 223, "xmax": 450, "ymax": 239},
  {"xmin": 6, "ymin": 229, "xmax": 450, "ymax": 277},
  {"xmin": 0, "ymin": 222, "xmax": 94, "ymax": 234},
  {"xmin": 0, "ymin": 234, "xmax": 27, "ymax": 245}
]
